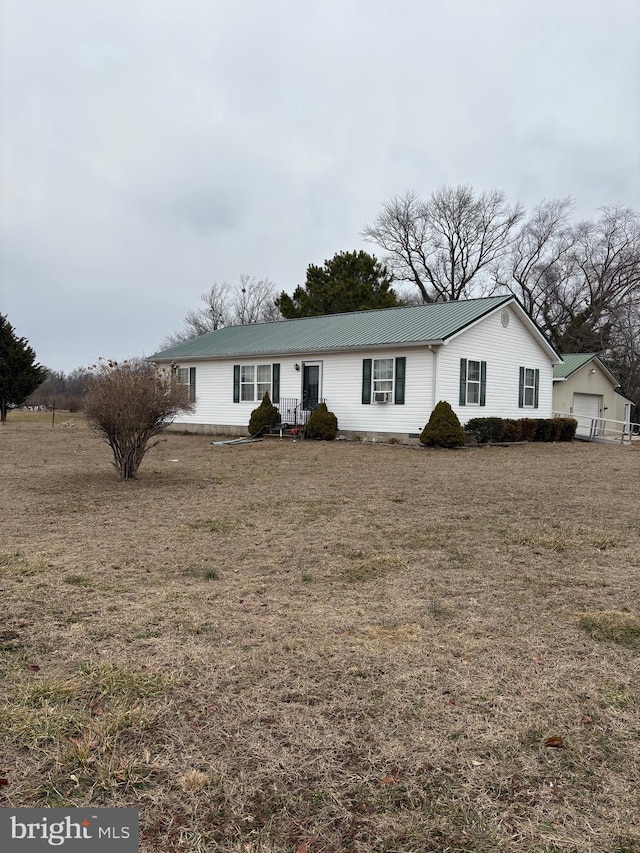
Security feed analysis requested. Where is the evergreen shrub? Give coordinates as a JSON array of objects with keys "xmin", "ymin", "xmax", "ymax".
[
  {"xmin": 420, "ymin": 401, "xmax": 466, "ymax": 448},
  {"xmin": 306, "ymin": 402, "xmax": 338, "ymax": 440},
  {"xmin": 503, "ymin": 419, "xmax": 523, "ymax": 442},
  {"xmin": 248, "ymin": 392, "xmax": 279, "ymax": 436},
  {"xmin": 534, "ymin": 418, "xmax": 555, "ymax": 442},
  {"xmin": 556, "ymin": 417, "xmax": 578, "ymax": 441},
  {"xmin": 465, "ymin": 416, "xmax": 506, "ymax": 444},
  {"xmin": 519, "ymin": 418, "xmax": 538, "ymax": 442}
]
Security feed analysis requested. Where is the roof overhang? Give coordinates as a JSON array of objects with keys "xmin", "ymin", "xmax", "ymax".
[{"xmin": 150, "ymin": 340, "xmax": 446, "ymax": 363}]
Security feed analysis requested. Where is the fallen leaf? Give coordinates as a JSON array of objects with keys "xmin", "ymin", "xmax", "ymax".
[
  {"xmin": 0, "ymin": 779, "xmax": 8, "ymax": 787},
  {"xmin": 89, "ymin": 702, "xmax": 103, "ymax": 716},
  {"xmin": 544, "ymin": 736, "xmax": 564, "ymax": 748},
  {"xmin": 27, "ymin": 664, "xmax": 40, "ymax": 672},
  {"xmin": 295, "ymin": 845, "xmax": 308, "ymax": 853},
  {"xmin": 379, "ymin": 775, "xmax": 395, "ymax": 786},
  {"xmin": 580, "ymin": 715, "xmax": 593, "ymax": 725},
  {"xmin": 66, "ymin": 736, "xmax": 83, "ymax": 749}
]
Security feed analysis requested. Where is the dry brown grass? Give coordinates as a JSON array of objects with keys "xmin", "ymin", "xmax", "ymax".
[{"xmin": 1, "ymin": 413, "xmax": 639, "ymax": 852}]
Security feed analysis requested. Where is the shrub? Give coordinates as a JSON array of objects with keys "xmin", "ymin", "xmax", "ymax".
[
  {"xmin": 534, "ymin": 418, "xmax": 554, "ymax": 442},
  {"xmin": 519, "ymin": 418, "xmax": 538, "ymax": 442},
  {"xmin": 83, "ymin": 358, "xmax": 194, "ymax": 480},
  {"xmin": 465, "ymin": 417, "xmax": 506, "ymax": 444},
  {"xmin": 556, "ymin": 417, "xmax": 578, "ymax": 441},
  {"xmin": 420, "ymin": 401, "xmax": 466, "ymax": 448},
  {"xmin": 548, "ymin": 418, "xmax": 564, "ymax": 442},
  {"xmin": 503, "ymin": 419, "xmax": 523, "ymax": 442},
  {"xmin": 306, "ymin": 402, "xmax": 338, "ymax": 440},
  {"xmin": 248, "ymin": 392, "xmax": 279, "ymax": 436}
]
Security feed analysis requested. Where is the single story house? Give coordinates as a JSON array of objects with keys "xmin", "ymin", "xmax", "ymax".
[
  {"xmin": 552, "ymin": 353, "xmax": 635, "ymax": 437},
  {"xmin": 152, "ymin": 295, "xmax": 561, "ymax": 441}
]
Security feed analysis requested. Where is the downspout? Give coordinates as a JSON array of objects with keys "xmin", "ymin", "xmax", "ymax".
[{"xmin": 427, "ymin": 345, "xmax": 438, "ymax": 412}]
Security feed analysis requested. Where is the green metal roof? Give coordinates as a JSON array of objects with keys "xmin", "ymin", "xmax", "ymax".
[
  {"xmin": 152, "ymin": 295, "xmax": 516, "ymax": 361},
  {"xmin": 553, "ymin": 353, "xmax": 598, "ymax": 379},
  {"xmin": 554, "ymin": 353, "xmax": 622, "ymax": 387}
]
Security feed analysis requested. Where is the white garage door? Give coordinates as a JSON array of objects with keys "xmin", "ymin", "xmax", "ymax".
[{"xmin": 572, "ymin": 393, "xmax": 601, "ymax": 435}]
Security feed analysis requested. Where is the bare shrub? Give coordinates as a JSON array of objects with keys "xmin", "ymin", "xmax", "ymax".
[{"xmin": 83, "ymin": 359, "xmax": 194, "ymax": 480}]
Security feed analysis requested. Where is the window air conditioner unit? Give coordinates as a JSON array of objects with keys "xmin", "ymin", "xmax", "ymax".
[{"xmin": 373, "ymin": 391, "xmax": 391, "ymax": 403}]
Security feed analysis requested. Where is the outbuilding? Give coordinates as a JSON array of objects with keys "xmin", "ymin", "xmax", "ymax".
[{"xmin": 553, "ymin": 353, "xmax": 634, "ymax": 438}]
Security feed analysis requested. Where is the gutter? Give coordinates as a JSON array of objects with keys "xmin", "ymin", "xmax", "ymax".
[{"xmin": 151, "ymin": 340, "xmax": 447, "ymax": 363}]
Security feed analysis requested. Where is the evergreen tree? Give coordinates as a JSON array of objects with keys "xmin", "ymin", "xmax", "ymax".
[
  {"xmin": 276, "ymin": 250, "xmax": 400, "ymax": 318},
  {"xmin": 0, "ymin": 314, "xmax": 47, "ymax": 423}
]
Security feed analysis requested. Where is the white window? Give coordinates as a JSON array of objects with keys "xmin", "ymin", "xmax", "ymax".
[
  {"xmin": 241, "ymin": 364, "xmax": 272, "ymax": 402},
  {"xmin": 466, "ymin": 359, "xmax": 481, "ymax": 405},
  {"xmin": 523, "ymin": 368, "xmax": 536, "ymax": 407},
  {"xmin": 175, "ymin": 366, "xmax": 195, "ymax": 402},
  {"xmin": 373, "ymin": 358, "xmax": 393, "ymax": 402}
]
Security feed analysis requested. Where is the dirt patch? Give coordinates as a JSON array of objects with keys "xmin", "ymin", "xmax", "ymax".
[{"xmin": 1, "ymin": 415, "xmax": 639, "ymax": 852}]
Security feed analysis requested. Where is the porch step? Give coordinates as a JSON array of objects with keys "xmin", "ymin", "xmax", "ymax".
[{"xmin": 263, "ymin": 426, "xmax": 305, "ymax": 440}]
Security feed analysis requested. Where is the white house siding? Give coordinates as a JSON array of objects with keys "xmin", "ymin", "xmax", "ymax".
[
  {"xmin": 315, "ymin": 346, "xmax": 434, "ymax": 435},
  {"xmin": 170, "ymin": 348, "xmax": 435, "ymax": 436},
  {"xmin": 168, "ymin": 305, "xmax": 557, "ymax": 437},
  {"xmin": 438, "ymin": 305, "xmax": 555, "ymax": 426}
]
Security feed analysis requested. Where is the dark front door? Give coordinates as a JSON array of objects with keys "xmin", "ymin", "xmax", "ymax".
[{"xmin": 302, "ymin": 364, "xmax": 320, "ymax": 410}]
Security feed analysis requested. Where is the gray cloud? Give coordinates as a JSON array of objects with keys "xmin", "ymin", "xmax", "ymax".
[{"xmin": 1, "ymin": 0, "xmax": 639, "ymax": 371}]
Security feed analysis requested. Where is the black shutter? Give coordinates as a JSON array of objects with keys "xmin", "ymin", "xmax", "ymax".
[
  {"xmin": 534, "ymin": 368, "xmax": 539, "ymax": 408},
  {"xmin": 480, "ymin": 361, "xmax": 487, "ymax": 407},
  {"xmin": 362, "ymin": 359, "xmax": 372, "ymax": 404},
  {"xmin": 189, "ymin": 367, "xmax": 196, "ymax": 403},
  {"xmin": 459, "ymin": 359, "xmax": 467, "ymax": 406},
  {"xmin": 272, "ymin": 363, "xmax": 280, "ymax": 404},
  {"xmin": 394, "ymin": 357, "xmax": 406, "ymax": 405},
  {"xmin": 233, "ymin": 365, "xmax": 240, "ymax": 403},
  {"xmin": 518, "ymin": 366, "xmax": 525, "ymax": 408}
]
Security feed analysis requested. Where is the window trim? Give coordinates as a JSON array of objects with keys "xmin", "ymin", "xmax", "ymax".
[
  {"xmin": 519, "ymin": 366, "xmax": 539, "ymax": 408},
  {"xmin": 459, "ymin": 358, "xmax": 486, "ymax": 407},
  {"xmin": 176, "ymin": 366, "xmax": 196, "ymax": 402},
  {"xmin": 362, "ymin": 357, "xmax": 406, "ymax": 405},
  {"xmin": 233, "ymin": 363, "xmax": 280, "ymax": 404}
]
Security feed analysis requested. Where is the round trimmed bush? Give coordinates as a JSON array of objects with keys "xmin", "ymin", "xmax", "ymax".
[
  {"xmin": 420, "ymin": 401, "xmax": 466, "ymax": 448},
  {"xmin": 306, "ymin": 402, "xmax": 338, "ymax": 440}
]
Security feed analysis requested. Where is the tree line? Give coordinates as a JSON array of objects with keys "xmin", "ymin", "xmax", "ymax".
[
  {"xmin": 3, "ymin": 185, "xmax": 638, "ymax": 420},
  {"xmin": 161, "ymin": 186, "xmax": 639, "ymax": 416}
]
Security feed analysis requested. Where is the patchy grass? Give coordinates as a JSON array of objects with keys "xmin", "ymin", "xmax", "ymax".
[
  {"xmin": 578, "ymin": 611, "xmax": 640, "ymax": 649},
  {"xmin": 0, "ymin": 420, "xmax": 639, "ymax": 852}
]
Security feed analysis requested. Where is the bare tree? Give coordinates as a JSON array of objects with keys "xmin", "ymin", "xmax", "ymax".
[
  {"xmin": 608, "ymin": 297, "xmax": 640, "ymax": 420},
  {"xmin": 161, "ymin": 275, "xmax": 281, "ymax": 348},
  {"xmin": 83, "ymin": 359, "xmax": 194, "ymax": 480},
  {"xmin": 563, "ymin": 205, "xmax": 640, "ymax": 350},
  {"xmin": 363, "ymin": 185, "xmax": 523, "ymax": 302},
  {"xmin": 498, "ymin": 203, "xmax": 640, "ymax": 354},
  {"xmin": 493, "ymin": 198, "xmax": 575, "ymax": 312},
  {"xmin": 232, "ymin": 274, "xmax": 281, "ymax": 325}
]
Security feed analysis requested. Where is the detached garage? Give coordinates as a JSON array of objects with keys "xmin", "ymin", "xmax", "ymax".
[{"xmin": 553, "ymin": 354, "xmax": 634, "ymax": 437}]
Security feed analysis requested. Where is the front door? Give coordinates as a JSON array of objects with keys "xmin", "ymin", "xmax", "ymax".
[{"xmin": 302, "ymin": 364, "xmax": 320, "ymax": 411}]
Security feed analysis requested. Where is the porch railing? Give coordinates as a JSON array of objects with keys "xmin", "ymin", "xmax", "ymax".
[
  {"xmin": 276, "ymin": 397, "xmax": 325, "ymax": 428},
  {"xmin": 553, "ymin": 411, "xmax": 640, "ymax": 444}
]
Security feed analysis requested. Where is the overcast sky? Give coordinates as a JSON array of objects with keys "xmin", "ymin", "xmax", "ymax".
[{"xmin": 1, "ymin": 0, "xmax": 639, "ymax": 373}]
